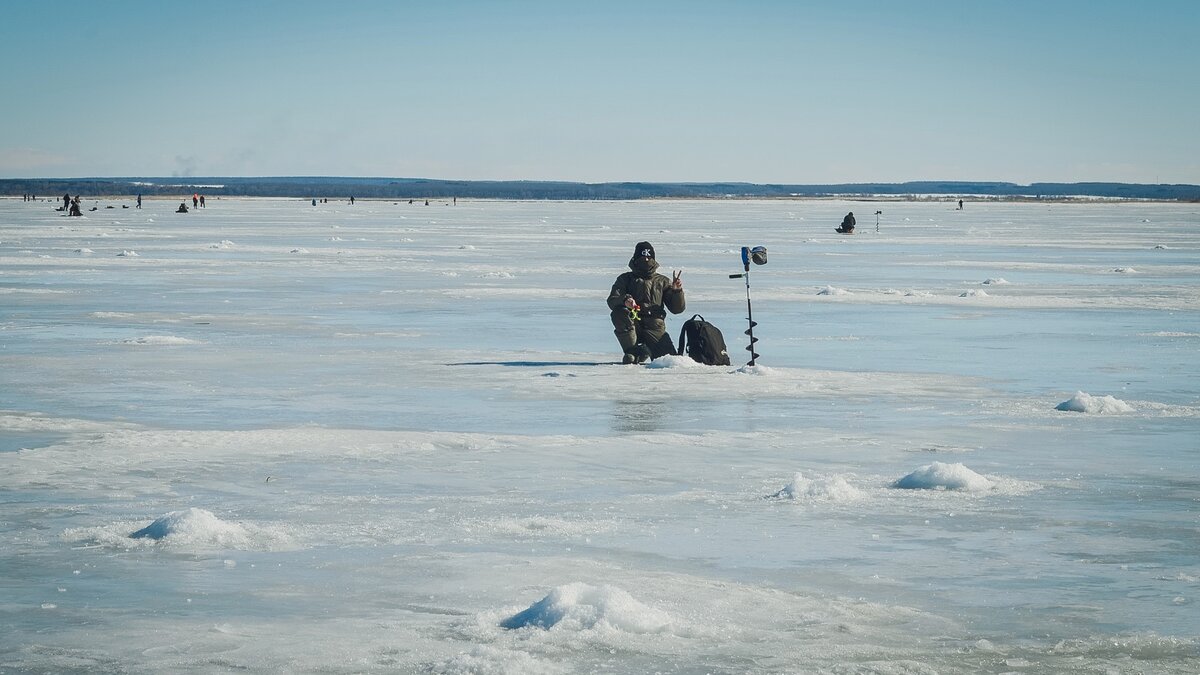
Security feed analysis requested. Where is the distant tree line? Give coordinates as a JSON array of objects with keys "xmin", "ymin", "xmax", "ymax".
[{"xmin": 3, "ymin": 177, "xmax": 1198, "ymax": 201}]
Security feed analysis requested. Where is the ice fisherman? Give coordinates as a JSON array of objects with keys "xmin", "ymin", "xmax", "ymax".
[
  {"xmin": 607, "ymin": 241, "xmax": 686, "ymax": 364},
  {"xmin": 837, "ymin": 212, "xmax": 856, "ymax": 233}
]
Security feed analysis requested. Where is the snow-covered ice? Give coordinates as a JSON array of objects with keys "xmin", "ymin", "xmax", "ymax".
[{"xmin": 1, "ymin": 197, "xmax": 1198, "ymax": 673}]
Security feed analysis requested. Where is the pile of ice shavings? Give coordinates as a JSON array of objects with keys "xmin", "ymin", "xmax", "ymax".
[
  {"xmin": 1055, "ymin": 391, "xmax": 1135, "ymax": 414},
  {"xmin": 817, "ymin": 285, "xmax": 850, "ymax": 296},
  {"xmin": 128, "ymin": 508, "xmax": 259, "ymax": 548},
  {"xmin": 892, "ymin": 462, "xmax": 993, "ymax": 491},
  {"xmin": 770, "ymin": 471, "xmax": 865, "ymax": 502},
  {"xmin": 645, "ymin": 355, "xmax": 707, "ymax": 369},
  {"xmin": 500, "ymin": 583, "xmax": 672, "ymax": 633}
]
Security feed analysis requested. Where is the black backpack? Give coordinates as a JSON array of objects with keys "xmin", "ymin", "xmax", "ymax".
[{"xmin": 677, "ymin": 315, "xmax": 732, "ymax": 366}]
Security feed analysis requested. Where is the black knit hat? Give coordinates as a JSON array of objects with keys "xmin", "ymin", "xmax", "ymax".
[{"xmin": 634, "ymin": 241, "xmax": 655, "ymax": 259}]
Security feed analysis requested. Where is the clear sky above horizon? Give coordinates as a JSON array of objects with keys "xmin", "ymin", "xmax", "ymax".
[{"xmin": 2, "ymin": 1, "xmax": 1197, "ymax": 184}]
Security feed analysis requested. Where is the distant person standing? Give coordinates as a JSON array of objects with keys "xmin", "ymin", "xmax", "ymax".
[
  {"xmin": 958, "ymin": 199, "xmax": 963, "ymax": 210},
  {"xmin": 349, "ymin": 196, "xmax": 355, "ymax": 205},
  {"xmin": 136, "ymin": 194, "xmax": 142, "ymax": 209},
  {"xmin": 193, "ymin": 194, "xmax": 198, "ymax": 209},
  {"xmin": 199, "ymin": 195, "xmax": 205, "ymax": 208},
  {"xmin": 63, "ymin": 193, "xmax": 70, "ymax": 211}
]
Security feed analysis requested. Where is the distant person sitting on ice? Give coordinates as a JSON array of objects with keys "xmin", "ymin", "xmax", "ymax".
[
  {"xmin": 837, "ymin": 211, "xmax": 856, "ymax": 233},
  {"xmin": 607, "ymin": 241, "xmax": 686, "ymax": 364},
  {"xmin": 176, "ymin": 202, "xmax": 189, "ymax": 213}
]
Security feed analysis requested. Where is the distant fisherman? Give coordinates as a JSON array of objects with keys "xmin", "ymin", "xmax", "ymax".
[{"xmin": 837, "ymin": 212, "xmax": 855, "ymax": 234}]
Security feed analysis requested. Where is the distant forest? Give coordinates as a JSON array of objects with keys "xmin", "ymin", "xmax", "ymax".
[{"xmin": 3, "ymin": 177, "xmax": 1198, "ymax": 201}]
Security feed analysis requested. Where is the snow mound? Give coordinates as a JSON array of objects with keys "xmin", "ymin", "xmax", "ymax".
[
  {"xmin": 210, "ymin": 240, "xmax": 235, "ymax": 249},
  {"xmin": 733, "ymin": 364, "xmax": 775, "ymax": 376},
  {"xmin": 959, "ymin": 289, "xmax": 989, "ymax": 298},
  {"xmin": 116, "ymin": 250, "xmax": 139, "ymax": 257},
  {"xmin": 120, "ymin": 335, "xmax": 201, "ymax": 346},
  {"xmin": 981, "ymin": 278, "xmax": 1010, "ymax": 285},
  {"xmin": 479, "ymin": 271, "xmax": 515, "ymax": 279},
  {"xmin": 1112, "ymin": 267, "xmax": 1138, "ymax": 273},
  {"xmin": 130, "ymin": 508, "xmax": 254, "ymax": 547},
  {"xmin": 645, "ymin": 355, "xmax": 706, "ymax": 369},
  {"xmin": 893, "ymin": 462, "xmax": 993, "ymax": 491},
  {"xmin": 771, "ymin": 472, "xmax": 865, "ymax": 502},
  {"xmin": 817, "ymin": 285, "xmax": 850, "ymax": 296},
  {"xmin": 500, "ymin": 583, "xmax": 671, "ymax": 633},
  {"xmin": 290, "ymin": 248, "xmax": 308, "ymax": 254},
  {"xmin": 75, "ymin": 248, "xmax": 93, "ymax": 254},
  {"xmin": 904, "ymin": 290, "xmax": 934, "ymax": 298},
  {"xmin": 1055, "ymin": 391, "xmax": 1135, "ymax": 414}
]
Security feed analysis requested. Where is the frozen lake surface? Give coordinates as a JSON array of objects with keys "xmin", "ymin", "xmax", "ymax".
[{"xmin": 2, "ymin": 196, "xmax": 1198, "ymax": 673}]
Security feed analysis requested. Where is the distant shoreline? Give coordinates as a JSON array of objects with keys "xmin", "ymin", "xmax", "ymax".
[
  {"xmin": 3, "ymin": 177, "xmax": 1198, "ymax": 202},
  {"xmin": 6, "ymin": 194, "xmax": 1194, "ymax": 205}
]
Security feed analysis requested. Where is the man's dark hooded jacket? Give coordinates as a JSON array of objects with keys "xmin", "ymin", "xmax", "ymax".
[{"xmin": 607, "ymin": 242, "xmax": 685, "ymax": 358}]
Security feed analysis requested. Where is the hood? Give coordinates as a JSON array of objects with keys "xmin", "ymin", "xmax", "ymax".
[{"xmin": 629, "ymin": 255, "xmax": 659, "ymax": 279}]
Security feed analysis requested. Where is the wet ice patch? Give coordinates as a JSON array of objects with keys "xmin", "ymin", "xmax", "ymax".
[
  {"xmin": 770, "ymin": 471, "xmax": 865, "ymax": 502},
  {"xmin": 1055, "ymin": 391, "xmax": 1135, "ymax": 414},
  {"xmin": 481, "ymin": 516, "xmax": 607, "ymax": 539},
  {"xmin": 893, "ymin": 462, "xmax": 993, "ymax": 491},
  {"xmin": 500, "ymin": 582, "xmax": 671, "ymax": 633}
]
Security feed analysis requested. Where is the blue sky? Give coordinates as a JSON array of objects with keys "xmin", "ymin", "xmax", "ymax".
[{"xmin": 2, "ymin": 1, "xmax": 1196, "ymax": 183}]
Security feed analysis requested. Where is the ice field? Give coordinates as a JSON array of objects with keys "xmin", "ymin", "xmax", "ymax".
[{"xmin": 1, "ymin": 196, "xmax": 1198, "ymax": 673}]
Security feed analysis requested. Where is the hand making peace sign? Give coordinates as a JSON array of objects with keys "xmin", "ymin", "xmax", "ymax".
[{"xmin": 671, "ymin": 269, "xmax": 683, "ymax": 291}]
